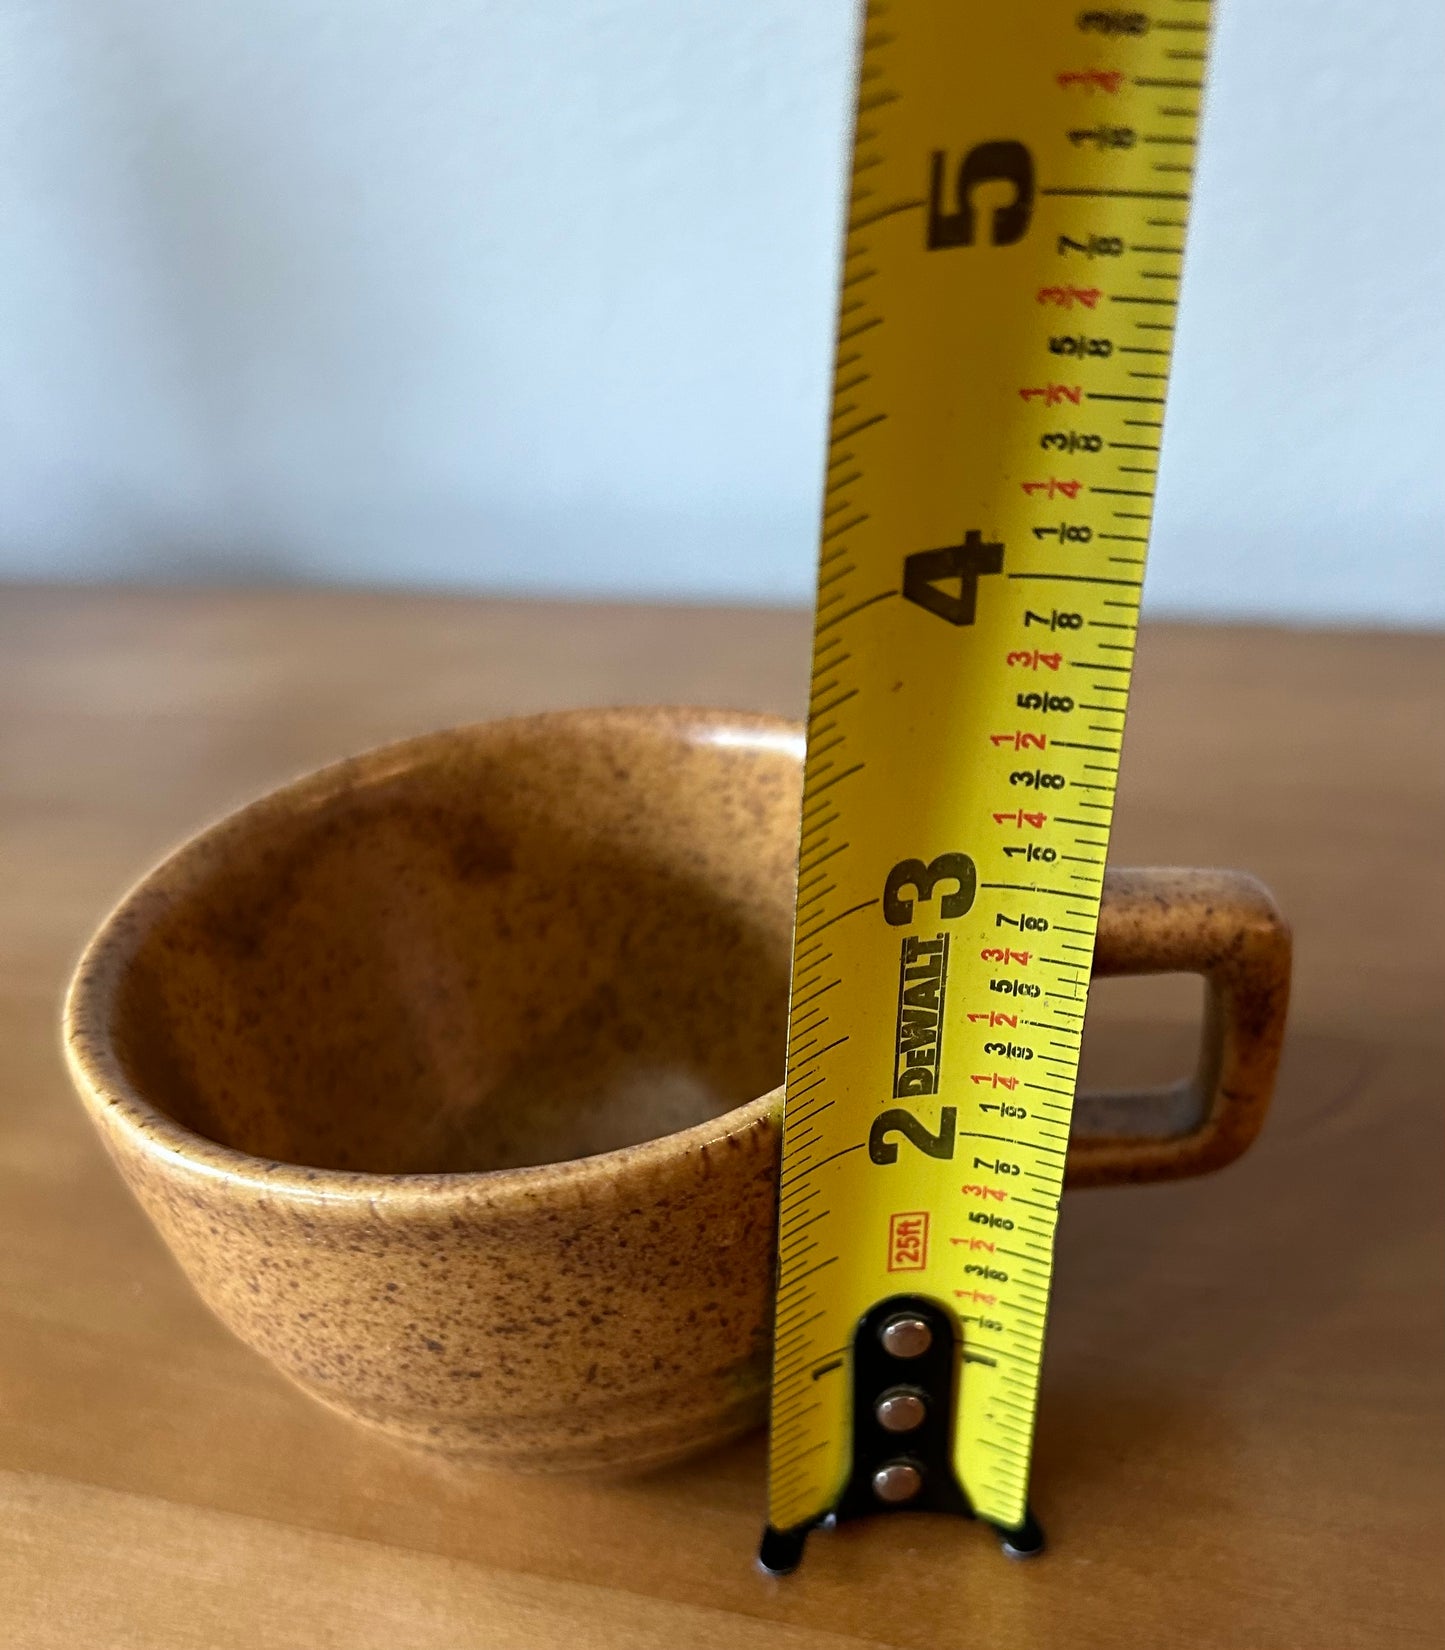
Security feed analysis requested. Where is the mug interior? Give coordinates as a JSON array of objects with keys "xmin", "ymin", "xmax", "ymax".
[{"xmin": 104, "ymin": 710, "xmax": 801, "ymax": 1174}]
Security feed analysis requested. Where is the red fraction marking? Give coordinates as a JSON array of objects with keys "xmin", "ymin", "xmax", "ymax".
[
  {"xmin": 954, "ymin": 1288, "xmax": 1000, "ymax": 1305},
  {"xmin": 992, "ymin": 809, "xmax": 1049, "ymax": 829},
  {"xmin": 971, "ymin": 1073, "xmax": 1021, "ymax": 1090},
  {"xmin": 1037, "ymin": 285, "xmax": 1104, "ymax": 309},
  {"xmin": 980, "ymin": 948, "xmax": 1032, "ymax": 966},
  {"xmin": 960, "ymin": 1184, "xmax": 1009, "ymax": 1202},
  {"xmin": 1006, "ymin": 650, "xmax": 1064, "ymax": 670},
  {"xmin": 1021, "ymin": 479, "xmax": 1083, "ymax": 500},
  {"xmin": 1019, "ymin": 384, "xmax": 1083, "ymax": 407},
  {"xmin": 1056, "ymin": 68, "xmax": 1125, "ymax": 93},
  {"xmin": 991, "ymin": 731, "xmax": 1049, "ymax": 752},
  {"xmin": 951, "ymin": 1236, "xmax": 997, "ymax": 1251}
]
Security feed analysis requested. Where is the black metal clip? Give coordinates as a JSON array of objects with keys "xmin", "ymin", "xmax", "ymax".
[{"xmin": 759, "ymin": 1294, "xmax": 1045, "ymax": 1575}]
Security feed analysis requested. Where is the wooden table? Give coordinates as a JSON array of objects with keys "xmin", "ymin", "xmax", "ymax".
[{"xmin": 1, "ymin": 588, "xmax": 1440, "ymax": 1649}]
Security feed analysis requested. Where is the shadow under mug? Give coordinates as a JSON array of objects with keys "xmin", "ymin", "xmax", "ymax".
[{"xmin": 64, "ymin": 707, "xmax": 1291, "ymax": 1473}]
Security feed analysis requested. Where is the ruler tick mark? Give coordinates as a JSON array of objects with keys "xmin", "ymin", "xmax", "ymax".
[
  {"xmin": 822, "ymin": 513, "xmax": 870, "ymax": 543},
  {"xmin": 848, "ymin": 195, "xmax": 923, "ymax": 229},
  {"xmin": 837, "ymin": 316, "xmax": 883, "ymax": 343},
  {"xmin": 1041, "ymin": 186, "xmax": 1189, "ymax": 201},
  {"xmin": 810, "ymin": 687, "xmax": 860, "ymax": 720}
]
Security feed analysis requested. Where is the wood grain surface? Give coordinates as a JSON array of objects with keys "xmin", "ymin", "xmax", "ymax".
[{"xmin": 1, "ymin": 587, "xmax": 1440, "ymax": 1649}]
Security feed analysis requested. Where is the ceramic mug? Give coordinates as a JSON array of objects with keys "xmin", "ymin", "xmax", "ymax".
[{"xmin": 64, "ymin": 707, "xmax": 1291, "ymax": 1473}]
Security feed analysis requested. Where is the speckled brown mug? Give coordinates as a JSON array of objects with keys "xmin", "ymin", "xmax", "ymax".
[{"xmin": 64, "ymin": 707, "xmax": 1290, "ymax": 1474}]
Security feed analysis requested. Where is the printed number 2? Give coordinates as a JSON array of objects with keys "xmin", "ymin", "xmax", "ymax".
[{"xmin": 870, "ymin": 1106, "xmax": 958, "ymax": 1165}]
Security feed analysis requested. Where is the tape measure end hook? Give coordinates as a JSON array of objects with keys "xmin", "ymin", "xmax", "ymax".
[
  {"xmin": 756, "ymin": 1524, "xmax": 810, "ymax": 1578},
  {"xmin": 760, "ymin": 1297, "xmax": 1048, "ymax": 1574},
  {"xmin": 757, "ymin": 1510, "xmax": 1045, "ymax": 1577}
]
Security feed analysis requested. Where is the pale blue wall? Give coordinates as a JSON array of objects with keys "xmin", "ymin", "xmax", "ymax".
[{"xmin": 1, "ymin": 0, "xmax": 1441, "ymax": 622}]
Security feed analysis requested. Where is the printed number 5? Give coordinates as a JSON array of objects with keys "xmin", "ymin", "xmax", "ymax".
[
  {"xmin": 927, "ymin": 141, "xmax": 1035, "ymax": 249},
  {"xmin": 883, "ymin": 852, "xmax": 977, "ymax": 927}
]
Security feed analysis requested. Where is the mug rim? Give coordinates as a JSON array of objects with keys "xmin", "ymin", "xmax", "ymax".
[{"xmin": 62, "ymin": 705, "xmax": 796, "ymax": 1213}]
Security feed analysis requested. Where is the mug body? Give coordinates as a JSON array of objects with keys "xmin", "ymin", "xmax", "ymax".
[
  {"xmin": 66, "ymin": 708, "xmax": 800, "ymax": 1471},
  {"xmin": 92, "ymin": 1097, "xmax": 783, "ymax": 1472}
]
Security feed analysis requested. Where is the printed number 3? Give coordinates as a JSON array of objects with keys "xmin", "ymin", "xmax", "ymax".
[{"xmin": 883, "ymin": 852, "xmax": 977, "ymax": 927}]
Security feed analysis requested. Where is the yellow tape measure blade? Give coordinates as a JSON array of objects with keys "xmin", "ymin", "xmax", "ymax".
[{"xmin": 765, "ymin": 0, "xmax": 1214, "ymax": 1557}]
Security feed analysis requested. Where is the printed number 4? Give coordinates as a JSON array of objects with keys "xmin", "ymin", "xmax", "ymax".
[{"xmin": 901, "ymin": 531, "xmax": 1004, "ymax": 629}]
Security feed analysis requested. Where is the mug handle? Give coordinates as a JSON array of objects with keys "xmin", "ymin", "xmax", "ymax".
[{"xmin": 1066, "ymin": 868, "xmax": 1292, "ymax": 1188}]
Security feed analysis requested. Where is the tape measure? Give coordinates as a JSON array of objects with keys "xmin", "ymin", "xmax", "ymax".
[{"xmin": 761, "ymin": 0, "xmax": 1215, "ymax": 1572}]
